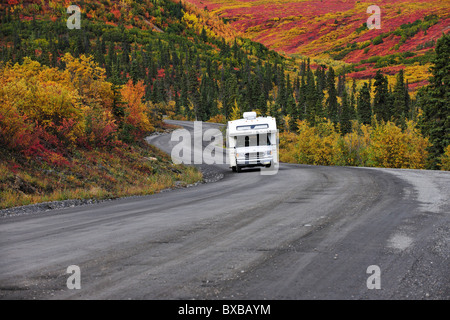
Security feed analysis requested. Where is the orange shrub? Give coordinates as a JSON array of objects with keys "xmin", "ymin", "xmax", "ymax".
[
  {"xmin": 208, "ymin": 114, "xmax": 227, "ymax": 124},
  {"xmin": 120, "ymin": 80, "xmax": 154, "ymax": 141}
]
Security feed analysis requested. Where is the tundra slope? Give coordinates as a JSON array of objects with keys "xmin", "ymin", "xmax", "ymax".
[{"xmin": 0, "ymin": 121, "xmax": 448, "ymax": 299}]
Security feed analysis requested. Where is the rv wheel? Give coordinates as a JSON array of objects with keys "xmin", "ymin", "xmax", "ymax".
[
  {"xmin": 236, "ymin": 166, "xmax": 242, "ymax": 173},
  {"xmin": 232, "ymin": 166, "xmax": 237, "ymax": 172}
]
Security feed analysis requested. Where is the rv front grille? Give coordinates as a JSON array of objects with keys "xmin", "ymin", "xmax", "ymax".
[{"xmin": 245, "ymin": 153, "xmax": 259, "ymax": 161}]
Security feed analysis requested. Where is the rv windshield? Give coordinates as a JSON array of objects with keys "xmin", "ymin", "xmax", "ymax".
[{"xmin": 235, "ymin": 134, "xmax": 272, "ymax": 148}]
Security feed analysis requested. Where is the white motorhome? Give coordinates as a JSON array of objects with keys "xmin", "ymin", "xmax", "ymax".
[{"xmin": 227, "ymin": 112, "xmax": 278, "ymax": 173}]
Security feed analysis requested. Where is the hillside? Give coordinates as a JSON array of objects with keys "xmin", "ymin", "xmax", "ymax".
[
  {"xmin": 0, "ymin": 0, "xmax": 448, "ymax": 203},
  {"xmin": 0, "ymin": 0, "xmax": 287, "ymax": 120},
  {"xmin": 184, "ymin": 0, "xmax": 450, "ymax": 88},
  {"xmin": 0, "ymin": 0, "xmax": 293, "ymax": 208}
]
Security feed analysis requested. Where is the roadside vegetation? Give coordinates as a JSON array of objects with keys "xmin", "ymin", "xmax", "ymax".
[
  {"xmin": 0, "ymin": 54, "xmax": 201, "ymax": 210},
  {"xmin": 280, "ymin": 120, "xmax": 431, "ymax": 169},
  {"xmin": 279, "ymin": 34, "xmax": 449, "ymax": 170},
  {"xmin": 0, "ymin": 142, "xmax": 202, "ymax": 210}
]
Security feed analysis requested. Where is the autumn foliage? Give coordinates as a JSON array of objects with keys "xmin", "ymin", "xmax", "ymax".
[
  {"xmin": 0, "ymin": 54, "xmax": 182, "ymax": 210},
  {"xmin": 0, "ymin": 55, "xmax": 155, "ymax": 164},
  {"xmin": 440, "ymin": 145, "xmax": 450, "ymax": 171},
  {"xmin": 289, "ymin": 120, "xmax": 341, "ymax": 166},
  {"xmin": 181, "ymin": 0, "xmax": 240, "ymax": 41},
  {"xmin": 120, "ymin": 80, "xmax": 154, "ymax": 141},
  {"xmin": 184, "ymin": 0, "xmax": 449, "ymax": 90},
  {"xmin": 280, "ymin": 119, "xmax": 430, "ymax": 169},
  {"xmin": 1, "ymin": 58, "xmax": 82, "ymax": 164}
]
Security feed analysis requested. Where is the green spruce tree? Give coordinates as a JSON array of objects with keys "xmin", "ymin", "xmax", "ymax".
[
  {"xmin": 373, "ymin": 70, "xmax": 391, "ymax": 122},
  {"xmin": 326, "ymin": 67, "xmax": 338, "ymax": 123},
  {"xmin": 340, "ymin": 87, "xmax": 352, "ymax": 135},
  {"xmin": 418, "ymin": 33, "xmax": 450, "ymax": 169},
  {"xmin": 357, "ymin": 82, "xmax": 372, "ymax": 125}
]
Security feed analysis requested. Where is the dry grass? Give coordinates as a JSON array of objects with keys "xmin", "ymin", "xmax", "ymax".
[{"xmin": 0, "ymin": 142, "xmax": 203, "ymax": 210}]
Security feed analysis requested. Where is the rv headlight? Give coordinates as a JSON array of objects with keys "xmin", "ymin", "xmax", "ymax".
[{"xmin": 267, "ymin": 151, "xmax": 272, "ymax": 156}]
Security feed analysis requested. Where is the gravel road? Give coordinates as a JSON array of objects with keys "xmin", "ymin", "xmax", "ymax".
[{"xmin": 0, "ymin": 121, "xmax": 448, "ymax": 300}]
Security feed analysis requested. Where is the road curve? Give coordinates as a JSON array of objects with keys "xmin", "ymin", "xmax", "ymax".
[{"xmin": 0, "ymin": 121, "xmax": 449, "ymax": 300}]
